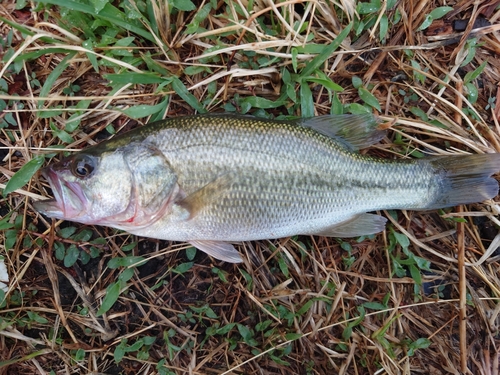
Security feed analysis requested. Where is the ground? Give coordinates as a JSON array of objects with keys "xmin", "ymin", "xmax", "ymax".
[{"xmin": 1, "ymin": 0, "xmax": 500, "ymax": 374}]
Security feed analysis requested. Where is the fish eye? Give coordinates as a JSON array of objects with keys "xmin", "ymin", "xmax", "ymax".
[{"xmin": 71, "ymin": 155, "xmax": 95, "ymax": 178}]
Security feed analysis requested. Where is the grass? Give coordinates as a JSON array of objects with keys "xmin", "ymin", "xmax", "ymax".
[{"xmin": 1, "ymin": 0, "xmax": 500, "ymax": 373}]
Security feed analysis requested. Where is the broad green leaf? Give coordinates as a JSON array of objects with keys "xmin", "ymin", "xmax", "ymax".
[
  {"xmin": 104, "ymin": 72, "xmax": 166, "ymax": 85},
  {"xmin": 346, "ymin": 103, "xmax": 371, "ymax": 114},
  {"xmin": 285, "ymin": 83, "xmax": 297, "ymax": 102},
  {"xmin": 358, "ymin": 87, "xmax": 381, "ymax": 111},
  {"xmin": 65, "ymin": 99, "xmax": 92, "ymax": 132},
  {"xmin": 379, "ymin": 14, "xmax": 388, "ymax": 41},
  {"xmin": 27, "ymin": 311, "xmax": 49, "ymax": 324},
  {"xmin": 293, "ymin": 44, "xmax": 325, "ymax": 54},
  {"xmin": 305, "ymin": 76, "xmax": 343, "ymax": 92},
  {"xmin": 410, "ymin": 107, "xmax": 428, "ymax": 121},
  {"xmin": 125, "ymin": 340, "xmax": 144, "ymax": 352},
  {"xmin": 5, "ymin": 230, "xmax": 17, "ymax": 251},
  {"xmin": 186, "ymin": 4, "xmax": 212, "ymax": 34},
  {"xmin": 392, "ymin": 231, "xmax": 410, "ymax": 248},
  {"xmin": 50, "ymin": 122, "xmax": 74, "ymax": 144},
  {"xmin": 285, "ymin": 333, "xmax": 302, "ymax": 340},
  {"xmin": 417, "ymin": 15, "xmax": 433, "ymax": 31},
  {"xmin": 429, "ymin": 6, "xmax": 453, "ymax": 20},
  {"xmin": 291, "ymin": 47, "xmax": 298, "ymax": 72},
  {"xmin": 83, "ymin": 39, "xmax": 99, "ymax": 72},
  {"xmin": 357, "ymin": 2, "xmax": 380, "ymax": 14},
  {"xmin": 97, "ymin": 281, "xmax": 121, "ymax": 316},
  {"xmin": 172, "ymin": 0, "xmax": 196, "ymax": 11},
  {"xmin": 74, "ymin": 348, "xmax": 85, "ymax": 361},
  {"xmin": 118, "ymin": 268, "xmax": 135, "ymax": 283},
  {"xmin": 409, "ymin": 264, "xmax": 422, "ymax": 285},
  {"xmin": 107, "ymin": 256, "xmax": 146, "ymax": 269},
  {"xmin": 173, "ymin": 262, "xmax": 193, "ymax": 274},
  {"xmin": 122, "ymin": 101, "xmax": 167, "ymax": 119},
  {"xmin": 0, "ymin": 213, "xmax": 13, "ymax": 230},
  {"xmin": 408, "ymin": 338, "xmax": 431, "ymax": 356},
  {"xmin": 171, "ymin": 77, "xmax": 206, "ymax": 113},
  {"xmin": 237, "ymin": 324, "xmax": 254, "ymax": 342},
  {"xmin": 300, "ymin": 82, "xmax": 314, "ymax": 117},
  {"xmin": 297, "ymin": 300, "xmax": 313, "ymax": 315},
  {"xmin": 3, "ymin": 156, "xmax": 44, "ymax": 195},
  {"xmin": 300, "ymin": 23, "xmax": 352, "ymax": 78},
  {"xmin": 465, "ymin": 82, "xmax": 478, "ymax": 104},
  {"xmin": 90, "ymin": 0, "xmax": 109, "ymax": 13},
  {"xmin": 216, "ymin": 322, "xmax": 236, "ymax": 335},
  {"xmin": 362, "ymin": 301, "xmax": 387, "ymax": 310},
  {"xmin": 464, "ymin": 61, "xmax": 487, "ymax": 84},
  {"xmin": 331, "ymin": 93, "xmax": 343, "ymax": 114},
  {"xmin": 54, "ymin": 242, "xmax": 66, "ymax": 261},
  {"xmin": 184, "ymin": 65, "xmax": 209, "ymax": 75},
  {"xmin": 59, "ymin": 226, "xmax": 77, "ymax": 239},
  {"xmin": 64, "ymin": 245, "xmax": 80, "ymax": 267},
  {"xmin": 142, "ymin": 336, "xmax": 156, "ymax": 346},
  {"xmin": 352, "ymin": 76, "xmax": 363, "ymax": 89},
  {"xmin": 255, "ymin": 320, "xmax": 272, "ymax": 332},
  {"xmin": 411, "ymin": 60, "xmax": 426, "ymax": 84},
  {"xmin": 413, "ymin": 255, "xmax": 431, "ymax": 271},
  {"xmin": 114, "ymin": 339, "xmax": 127, "ymax": 363},
  {"xmin": 186, "ymin": 247, "xmax": 197, "ymax": 261},
  {"xmin": 240, "ymin": 96, "xmax": 284, "ymax": 110},
  {"xmin": 38, "ymin": 108, "xmax": 63, "ymax": 119}
]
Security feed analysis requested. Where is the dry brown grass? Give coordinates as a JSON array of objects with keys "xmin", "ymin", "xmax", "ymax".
[{"xmin": 1, "ymin": 0, "xmax": 500, "ymax": 374}]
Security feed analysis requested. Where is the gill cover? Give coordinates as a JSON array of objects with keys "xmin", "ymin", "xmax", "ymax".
[{"xmin": 123, "ymin": 142, "xmax": 178, "ymax": 221}]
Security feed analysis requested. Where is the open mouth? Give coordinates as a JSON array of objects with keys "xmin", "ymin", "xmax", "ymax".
[{"xmin": 33, "ymin": 168, "xmax": 86, "ymax": 220}]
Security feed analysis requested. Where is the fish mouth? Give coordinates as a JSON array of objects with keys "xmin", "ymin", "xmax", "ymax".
[{"xmin": 33, "ymin": 167, "xmax": 87, "ymax": 220}]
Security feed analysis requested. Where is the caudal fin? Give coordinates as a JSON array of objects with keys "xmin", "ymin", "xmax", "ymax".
[{"xmin": 425, "ymin": 153, "xmax": 500, "ymax": 209}]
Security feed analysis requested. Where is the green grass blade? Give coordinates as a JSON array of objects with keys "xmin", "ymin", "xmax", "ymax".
[
  {"xmin": 104, "ymin": 72, "xmax": 168, "ymax": 85},
  {"xmin": 32, "ymin": 0, "xmax": 155, "ymax": 42},
  {"xmin": 97, "ymin": 281, "xmax": 121, "ymax": 316},
  {"xmin": 299, "ymin": 23, "xmax": 353, "ymax": 78},
  {"xmin": 171, "ymin": 77, "xmax": 207, "ymax": 113},
  {"xmin": 38, "ymin": 52, "xmax": 77, "ymax": 109}
]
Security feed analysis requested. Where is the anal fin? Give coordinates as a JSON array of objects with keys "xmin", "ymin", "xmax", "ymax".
[
  {"xmin": 313, "ymin": 213, "xmax": 387, "ymax": 237},
  {"xmin": 189, "ymin": 240, "xmax": 242, "ymax": 263}
]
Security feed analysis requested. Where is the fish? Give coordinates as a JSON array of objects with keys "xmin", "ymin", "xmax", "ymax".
[{"xmin": 33, "ymin": 113, "xmax": 500, "ymax": 263}]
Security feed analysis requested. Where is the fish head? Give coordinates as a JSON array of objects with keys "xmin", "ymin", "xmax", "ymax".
[
  {"xmin": 34, "ymin": 150, "xmax": 134, "ymax": 225},
  {"xmin": 34, "ymin": 142, "xmax": 178, "ymax": 228}
]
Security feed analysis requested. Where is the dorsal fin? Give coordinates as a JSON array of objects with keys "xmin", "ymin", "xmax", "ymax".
[{"xmin": 299, "ymin": 114, "xmax": 386, "ymax": 150}]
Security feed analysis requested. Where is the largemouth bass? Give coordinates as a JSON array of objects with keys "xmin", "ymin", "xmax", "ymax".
[{"xmin": 34, "ymin": 114, "xmax": 500, "ymax": 263}]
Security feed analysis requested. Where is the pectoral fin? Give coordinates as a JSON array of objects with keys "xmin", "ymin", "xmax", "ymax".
[
  {"xmin": 189, "ymin": 240, "xmax": 242, "ymax": 263},
  {"xmin": 313, "ymin": 213, "xmax": 387, "ymax": 237},
  {"xmin": 176, "ymin": 174, "xmax": 234, "ymax": 219}
]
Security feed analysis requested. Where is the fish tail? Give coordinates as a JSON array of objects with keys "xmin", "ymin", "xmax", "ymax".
[{"xmin": 424, "ymin": 153, "xmax": 500, "ymax": 209}]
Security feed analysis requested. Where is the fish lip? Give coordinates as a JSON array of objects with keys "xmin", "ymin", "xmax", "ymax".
[{"xmin": 34, "ymin": 167, "xmax": 87, "ymax": 220}]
